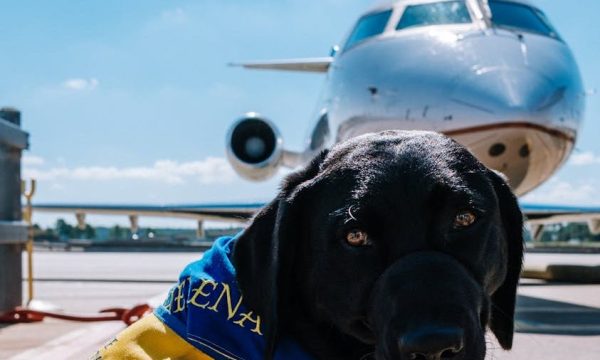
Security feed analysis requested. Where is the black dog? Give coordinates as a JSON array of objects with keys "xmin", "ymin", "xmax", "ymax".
[{"xmin": 233, "ymin": 130, "xmax": 524, "ymax": 360}]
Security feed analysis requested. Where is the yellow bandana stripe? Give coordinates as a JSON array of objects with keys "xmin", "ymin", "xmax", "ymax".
[{"xmin": 94, "ymin": 314, "xmax": 213, "ymax": 360}]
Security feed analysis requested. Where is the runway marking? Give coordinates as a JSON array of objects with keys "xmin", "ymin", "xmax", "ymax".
[{"xmin": 8, "ymin": 322, "xmax": 124, "ymax": 360}]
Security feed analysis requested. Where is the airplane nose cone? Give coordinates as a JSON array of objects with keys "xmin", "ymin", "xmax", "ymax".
[{"xmin": 451, "ymin": 68, "xmax": 560, "ymax": 115}]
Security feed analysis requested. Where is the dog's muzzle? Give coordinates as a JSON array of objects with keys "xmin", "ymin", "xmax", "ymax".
[{"xmin": 367, "ymin": 252, "xmax": 487, "ymax": 360}]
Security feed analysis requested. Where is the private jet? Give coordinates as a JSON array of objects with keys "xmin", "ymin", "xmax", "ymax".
[{"xmin": 228, "ymin": 0, "xmax": 583, "ymax": 196}]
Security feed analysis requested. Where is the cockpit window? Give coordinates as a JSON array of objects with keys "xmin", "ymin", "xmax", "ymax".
[
  {"xmin": 397, "ymin": 1, "xmax": 471, "ymax": 30},
  {"xmin": 488, "ymin": 1, "xmax": 561, "ymax": 39},
  {"xmin": 344, "ymin": 9, "xmax": 392, "ymax": 50}
]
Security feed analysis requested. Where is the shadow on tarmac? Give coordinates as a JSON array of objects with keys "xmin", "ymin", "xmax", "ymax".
[{"xmin": 515, "ymin": 295, "xmax": 600, "ymax": 335}]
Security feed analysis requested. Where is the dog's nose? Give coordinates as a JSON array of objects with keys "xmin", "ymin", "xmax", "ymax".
[{"xmin": 398, "ymin": 326, "xmax": 464, "ymax": 360}]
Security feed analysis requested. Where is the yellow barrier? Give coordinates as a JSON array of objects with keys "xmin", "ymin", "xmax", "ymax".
[{"xmin": 21, "ymin": 179, "xmax": 36, "ymax": 306}]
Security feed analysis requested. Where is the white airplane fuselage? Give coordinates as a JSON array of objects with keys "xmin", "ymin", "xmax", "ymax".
[{"xmin": 227, "ymin": 0, "xmax": 585, "ymax": 196}]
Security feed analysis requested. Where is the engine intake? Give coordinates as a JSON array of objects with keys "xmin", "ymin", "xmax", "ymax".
[{"xmin": 226, "ymin": 113, "xmax": 283, "ymax": 181}]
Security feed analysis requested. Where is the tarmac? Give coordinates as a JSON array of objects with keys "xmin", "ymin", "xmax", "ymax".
[{"xmin": 0, "ymin": 250, "xmax": 599, "ymax": 359}]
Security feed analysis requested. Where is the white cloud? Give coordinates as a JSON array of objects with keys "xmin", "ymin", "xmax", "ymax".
[
  {"xmin": 568, "ymin": 151, "xmax": 600, "ymax": 166},
  {"xmin": 522, "ymin": 179, "xmax": 599, "ymax": 205},
  {"xmin": 62, "ymin": 78, "xmax": 99, "ymax": 91},
  {"xmin": 22, "ymin": 155, "xmax": 45, "ymax": 166},
  {"xmin": 23, "ymin": 157, "xmax": 235, "ymax": 185},
  {"xmin": 161, "ymin": 8, "xmax": 188, "ymax": 24}
]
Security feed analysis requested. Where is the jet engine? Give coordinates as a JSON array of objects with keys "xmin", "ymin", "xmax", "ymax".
[{"xmin": 226, "ymin": 113, "xmax": 284, "ymax": 181}]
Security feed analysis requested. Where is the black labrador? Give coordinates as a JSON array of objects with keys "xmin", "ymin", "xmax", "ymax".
[{"xmin": 233, "ymin": 130, "xmax": 524, "ymax": 360}]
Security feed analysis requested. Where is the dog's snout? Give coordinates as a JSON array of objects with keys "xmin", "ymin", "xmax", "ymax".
[
  {"xmin": 398, "ymin": 327, "xmax": 464, "ymax": 360},
  {"xmin": 369, "ymin": 253, "xmax": 485, "ymax": 359}
]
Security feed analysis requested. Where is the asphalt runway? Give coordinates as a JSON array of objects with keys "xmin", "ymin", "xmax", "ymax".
[{"xmin": 0, "ymin": 251, "xmax": 598, "ymax": 359}]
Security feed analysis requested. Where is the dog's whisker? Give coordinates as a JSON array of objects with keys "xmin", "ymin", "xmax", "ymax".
[
  {"xmin": 347, "ymin": 205, "xmax": 358, "ymax": 222},
  {"xmin": 359, "ymin": 351, "xmax": 375, "ymax": 360},
  {"xmin": 484, "ymin": 333, "xmax": 502, "ymax": 360}
]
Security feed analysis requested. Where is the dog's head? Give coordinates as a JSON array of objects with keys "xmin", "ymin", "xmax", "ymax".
[{"xmin": 233, "ymin": 131, "xmax": 524, "ymax": 360}]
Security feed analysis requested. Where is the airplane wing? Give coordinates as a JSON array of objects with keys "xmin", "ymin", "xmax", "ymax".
[
  {"xmin": 33, "ymin": 202, "xmax": 600, "ymax": 232},
  {"xmin": 229, "ymin": 57, "xmax": 333, "ymax": 73},
  {"xmin": 521, "ymin": 203, "xmax": 600, "ymax": 235},
  {"xmin": 32, "ymin": 203, "xmax": 265, "ymax": 223}
]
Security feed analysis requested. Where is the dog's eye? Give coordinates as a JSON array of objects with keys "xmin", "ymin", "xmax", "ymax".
[
  {"xmin": 453, "ymin": 210, "xmax": 477, "ymax": 228},
  {"xmin": 346, "ymin": 229, "xmax": 371, "ymax": 247}
]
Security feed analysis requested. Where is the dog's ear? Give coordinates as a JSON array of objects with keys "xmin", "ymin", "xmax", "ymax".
[
  {"xmin": 233, "ymin": 150, "xmax": 329, "ymax": 359},
  {"xmin": 487, "ymin": 170, "xmax": 524, "ymax": 350}
]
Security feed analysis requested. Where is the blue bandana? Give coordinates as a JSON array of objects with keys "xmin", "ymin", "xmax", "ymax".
[{"xmin": 154, "ymin": 235, "xmax": 314, "ymax": 360}]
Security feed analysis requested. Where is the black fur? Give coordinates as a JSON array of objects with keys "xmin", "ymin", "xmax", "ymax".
[
  {"xmin": 486, "ymin": 170, "xmax": 524, "ymax": 350},
  {"xmin": 233, "ymin": 131, "xmax": 524, "ymax": 360}
]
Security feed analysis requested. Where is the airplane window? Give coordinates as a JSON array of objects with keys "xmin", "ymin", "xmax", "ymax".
[
  {"xmin": 344, "ymin": 9, "xmax": 393, "ymax": 50},
  {"xmin": 488, "ymin": 1, "xmax": 561, "ymax": 39},
  {"xmin": 396, "ymin": 1, "xmax": 471, "ymax": 30}
]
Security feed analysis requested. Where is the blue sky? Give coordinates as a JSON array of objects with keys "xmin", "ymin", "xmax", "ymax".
[{"xmin": 1, "ymin": 0, "xmax": 598, "ymax": 227}]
